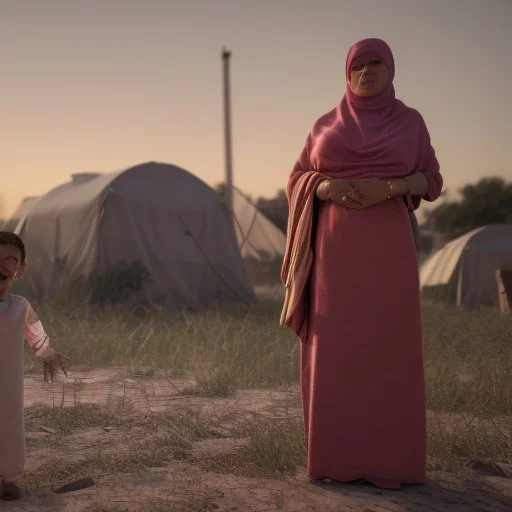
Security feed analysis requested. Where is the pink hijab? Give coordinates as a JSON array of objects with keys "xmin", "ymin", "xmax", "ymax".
[{"xmin": 292, "ymin": 38, "xmax": 442, "ymax": 200}]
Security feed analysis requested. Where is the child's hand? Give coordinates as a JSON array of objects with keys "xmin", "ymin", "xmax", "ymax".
[
  {"xmin": 41, "ymin": 350, "xmax": 70, "ymax": 381},
  {"xmin": 39, "ymin": 347, "xmax": 67, "ymax": 363}
]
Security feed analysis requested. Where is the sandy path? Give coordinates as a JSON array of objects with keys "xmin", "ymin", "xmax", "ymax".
[{"xmin": 0, "ymin": 368, "xmax": 510, "ymax": 512}]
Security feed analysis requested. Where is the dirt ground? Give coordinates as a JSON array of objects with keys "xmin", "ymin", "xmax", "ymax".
[{"xmin": 1, "ymin": 368, "xmax": 511, "ymax": 512}]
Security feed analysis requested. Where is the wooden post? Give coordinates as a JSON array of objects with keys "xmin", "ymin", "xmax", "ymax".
[
  {"xmin": 496, "ymin": 267, "xmax": 512, "ymax": 314},
  {"xmin": 222, "ymin": 47, "xmax": 233, "ymax": 216}
]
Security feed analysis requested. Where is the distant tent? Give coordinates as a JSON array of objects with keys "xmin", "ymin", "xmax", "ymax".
[
  {"xmin": 223, "ymin": 187, "xmax": 286, "ymax": 287},
  {"xmin": 231, "ymin": 187, "xmax": 286, "ymax": 261},
  {"xmin": 8, "ymin": 162, "xmax": 255, "ymax": 309},
  {"xmin": 419, "ymin": 224, "xmax": 512, "ymax": 308},
  {"xmin": 4, "ymin": 196, "xmax": 41, "ymax": 232}
]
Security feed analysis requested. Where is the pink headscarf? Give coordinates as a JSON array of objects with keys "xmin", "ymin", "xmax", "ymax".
[{"xmin": 291, "ymin": 38, "xmax": 442, "ymax": 202}]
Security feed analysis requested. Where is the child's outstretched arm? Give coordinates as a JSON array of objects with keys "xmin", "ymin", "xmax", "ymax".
[
  {"xmin": 24, "ymin": 302, "xmax": 54, "ymax": 360},
  {"xmin": 24, "ymin": 301, "xmax": 69, "ymax": 379}
]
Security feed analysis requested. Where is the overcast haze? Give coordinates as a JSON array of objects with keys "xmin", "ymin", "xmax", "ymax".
[{"xmin": 2, "ymin": 0, "xmax": 511, "ymax": 221}]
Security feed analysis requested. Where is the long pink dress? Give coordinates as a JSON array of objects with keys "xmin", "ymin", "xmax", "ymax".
[
  {"xmin": 301, "ymin": 194, "xmax": 425, "ymax": 489},
  {"xmin": 280, "ymin": 38, "xmax": 443, "ymax": 489}
]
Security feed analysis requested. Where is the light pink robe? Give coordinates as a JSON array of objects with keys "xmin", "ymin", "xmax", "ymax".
[{"xmin": 0, "ymin": 294, "xmax": 52, "ymax": 481}]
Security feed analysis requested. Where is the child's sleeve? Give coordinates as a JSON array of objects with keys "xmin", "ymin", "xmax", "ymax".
[{"xmin": 24, "ymin": 301, "xmax": 53, "ymax": 359}]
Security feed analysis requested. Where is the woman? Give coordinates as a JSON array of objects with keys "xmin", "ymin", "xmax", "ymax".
[{"xmin": 281, "ymin": 38, "xmax": 443, "ymax": 489}]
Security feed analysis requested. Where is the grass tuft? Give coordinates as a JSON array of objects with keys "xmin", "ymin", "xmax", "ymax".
[{"xmin": 201, "ymin": 411, "xmax": 306, "ymax": 478}]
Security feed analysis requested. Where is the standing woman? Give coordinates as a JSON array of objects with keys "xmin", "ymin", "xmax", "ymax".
[{"xmin": 281, "ymin": 38, "xmax": 443, "ymax": 489}]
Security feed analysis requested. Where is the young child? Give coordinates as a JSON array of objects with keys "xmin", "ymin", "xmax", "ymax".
[{"xmin": 0, "ymin": 231, "xmax": 68, "ymax": 500}]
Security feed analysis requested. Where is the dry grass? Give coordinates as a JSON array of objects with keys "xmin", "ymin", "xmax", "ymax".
[
  {"xmin": 422, "ymin": 303, "xmax": 512, "ymax": 417},
  {"xmin": 25, "ymin": 400, "xmax": 131, "ymax": 434},
  {"xmin": 23, "ymin": 404, "xmax": 210, "ymax": 493},
  {"xmin": 25, "ymin": 299, "xmax": 297, "ymax": 389},
  {"xmin": 21, "ymin": 297, "xmax": 512, "ymax": 485},
  {"xmin": 23, "ymin": 400, "xmax": 241, "ymax": 494},
  {"xmin": 201, "ymin": 411, "xmax": 306, "ymax": 477},
  {"xmin": 24, "ymin": 433, "xmax": 188, "ymax": 493},
  {"xmin": 428, "ymin": 412, "xmax": 510, "ymax": 474},
  {"xmin": 422, "ymin": 303, "xmax": 512, "ymax": 474}
]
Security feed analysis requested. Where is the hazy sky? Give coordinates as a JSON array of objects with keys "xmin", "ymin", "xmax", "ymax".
[{"xmin": 2, "ymin": 0, "xmax": 511, "ymax": 221}]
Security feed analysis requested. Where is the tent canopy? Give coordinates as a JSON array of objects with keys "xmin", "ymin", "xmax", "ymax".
[
  {"xmin": 10, "ymin": 161, "xmax": 255, "ymax": 310},
  {"xmin": 419, "ymin": 224, "xmax": 512, "ymax": 308}
]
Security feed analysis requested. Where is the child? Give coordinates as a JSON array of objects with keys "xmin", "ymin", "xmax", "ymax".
[{"xmin": 0, "ymin": 231, "xmax": 68, "ymax": 500}]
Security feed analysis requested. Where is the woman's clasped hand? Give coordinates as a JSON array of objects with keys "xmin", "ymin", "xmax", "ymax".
[{"xmin": 319, "ymin": 177, "xmax": 408, "ymax": 209}]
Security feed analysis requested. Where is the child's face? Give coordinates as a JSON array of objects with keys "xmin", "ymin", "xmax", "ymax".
[{"xmin": 0, "ymin": 244, "xmax": 24, "ymax": 299}]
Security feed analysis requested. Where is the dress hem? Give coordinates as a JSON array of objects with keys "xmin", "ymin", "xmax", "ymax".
[{"xmin": 308, "ymin": 472, "xmax": 427, "ymax": 490}]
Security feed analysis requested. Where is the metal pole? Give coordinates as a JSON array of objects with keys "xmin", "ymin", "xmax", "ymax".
[{"xmin": 222, "ymin": 47, "xmax": 233, "ymax": 215}]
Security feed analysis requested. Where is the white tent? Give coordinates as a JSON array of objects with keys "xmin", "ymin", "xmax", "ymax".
[
  {"xmin": 419, "ymin": 224, "xmax": 512, "ymax": 308},
  {"xmin": 231, "ymin": 187, "xmax": 286, "ymax": 262},
  {"xmin": 226, "ymin": 187, "xmax": 286, "ymax": 288},
  {"xmin": 9, "ymin": 162, "xmax": 255, "ymax": 309}
]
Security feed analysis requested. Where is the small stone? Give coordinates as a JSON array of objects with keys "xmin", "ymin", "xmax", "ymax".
[
  {"xmin": 441, "ymin": 498, "xmax": 460, "ymax": 504},
  {"xmin": 53, "ymin": 477, "xmax": 95, "ymax": 493},
  {"xmin": 172, "ymin": 450, "xmax": 190, "ymax": 460},
  {"xmin": 25, "ymin": 431, "xmax": 50, "ymax": 440},
  {"xmin": 40, "ymin": 426, "xmax": 57, "ymax": 434},
  {"xmin": 465, "ymin": 459, "xmax": 508, "ymax": 478}
]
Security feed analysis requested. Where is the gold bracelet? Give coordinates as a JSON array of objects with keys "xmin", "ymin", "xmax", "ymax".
[
  {"xmin": 325, "ymin": 180, "xmax": 332, "ymax": 201},
  {"xmin": 317, "ymin": 180, "xmax": 329, "ymax": 201},
  {"xmin": 386, "ymin": 179, "xmax": 393, "ymax": 199}
]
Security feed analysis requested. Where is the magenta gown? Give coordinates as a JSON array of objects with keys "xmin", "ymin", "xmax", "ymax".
[{"xmin": 301, "ymin": 194, "xmax": 426, "ymax": 489}]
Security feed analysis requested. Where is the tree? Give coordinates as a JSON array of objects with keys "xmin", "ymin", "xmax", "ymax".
[
  {"xmin": 256, "ymin": 189, "xmax": 288, "ymax": 233},
  {"xmin": 427, "ymin": 177, "xmax": 512, "ymax": 239}
]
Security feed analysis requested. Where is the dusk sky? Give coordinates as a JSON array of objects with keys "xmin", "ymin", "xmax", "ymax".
[{"xmin": 3, "ymin": 0, "xmax": 511, "ymax": 222}]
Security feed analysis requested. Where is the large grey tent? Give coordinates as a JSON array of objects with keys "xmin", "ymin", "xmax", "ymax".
[
  {"xmin": 419, "ymin": 224, "xmax": 512, "ymax": 308},
  {"xmin": 9, "ymin": 162, "xmax": 255, "ymax": 309}
]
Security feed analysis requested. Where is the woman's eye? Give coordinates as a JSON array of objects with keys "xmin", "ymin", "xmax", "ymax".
[{"xmin": 352, "ymin": 65, "xmax": 363, "ymax": 71}]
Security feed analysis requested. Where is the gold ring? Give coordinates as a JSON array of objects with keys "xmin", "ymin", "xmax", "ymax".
[{"xmin": 342, "ymin": 195, "xmax": 347, "ymax": 201}]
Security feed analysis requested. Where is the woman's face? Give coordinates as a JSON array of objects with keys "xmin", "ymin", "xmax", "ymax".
[{"xmin": 349, "ymin": 51, "xmax": 389, "ymax": 97}]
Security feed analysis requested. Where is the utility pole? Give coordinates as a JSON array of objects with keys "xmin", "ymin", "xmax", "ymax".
[{"xmin": 222, "ymin": 47, "xmax": 233, "ymax": 215}]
